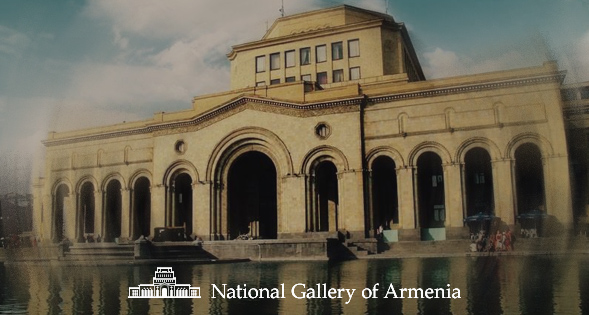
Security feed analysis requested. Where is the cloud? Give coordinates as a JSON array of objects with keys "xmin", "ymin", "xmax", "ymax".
[
  {"xmin": 0, "ymin": 25, "xmax": 31, "ymax": 57},
  {"xmin": 569, "ymin": 29, "xmax": 589, "ymax": 81},
  {"xmin": 422, "ymin": 47, "xmax": 541, "ymax": 79}
]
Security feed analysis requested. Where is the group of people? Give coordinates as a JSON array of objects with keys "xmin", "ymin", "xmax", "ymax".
[{"xmin": 470, "ymin": 229, "xmax": 514, "ymax": 252}]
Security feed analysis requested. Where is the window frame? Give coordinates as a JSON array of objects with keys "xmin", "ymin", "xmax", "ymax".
[
  {"xmin": 300, "ymin": 47, "xmax": 311, "ymax": 65},
  {"xmin": 285, "ymin": 50, "xmax": 295, "ymax": 68},
  {"xmin": 333, "ymin": 69, "xmax": 344, "ymax": 83},
  {"xmin": 317, "ymin": 71, "xmax": 328, "ymax": 84},
  {"xmin": 270, "ymin": 53, "xmax": 280, "ymax": 70},
  {"xmin": 255, "ymin": 55, "xmax": 266, "ymax": 73},
  {"xmin": 332, "ymin": 42, "xmax": 343, "ymax": 60},
  {"xmin": 316, "ymin": 45, "xmax": 327, "ymax": 63},
  {"xmin": 348, "ymin": 39, "xmax": 360, "ymax": 58},
  {"xmin": 350, "ymin": 67, "xmax": 361, "ymax": 80}
]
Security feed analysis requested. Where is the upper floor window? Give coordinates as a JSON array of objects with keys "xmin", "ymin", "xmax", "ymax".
[
  {"xmin": 285, "ymin": 50, "xmax": 295, "ymax": 68},
  {"xmin": 350, "ymin": 67, "xmax": 361, "ymax": 80},
  {"xmin": 317, "ymin": 72, "xmax": 327, "ymax": 84},
  {"xmin": 332, "ymin": 42, "xmax": 343, "ymax": 60},
  {"xmin": 300, "ymin": 47, "xmax": 311, "ymax": 65},
  {"xmin": 348, "ymin": 39, "xmax": 360, "ymax": 57},
  {"xmin": 333, "ymin": 69, "xmax": 344, "ymax": 83},
  {"xmin": 285, "ymin": 76, "xmax": 296, "ymax": 83},
  {"xmin": 301, "ymin": 74, "xmax": 311, "ymax": 82},
  {"xmin": 256, "ymin": 81, "xmax": 266, "ymax": 87},
  {"xmin": 270, "ymin": 53, "xmax": 280, "ymax": 70},
  {"xmin": 256, "ymin": 55, "xmax": 265, "ymax": 73},
  {"xmin": 270, "ymin": 78, "xmax": 280, "ymax": 85},
  {"xmin": 316, "ymin": 45, "xmax": 326, "ymax": 63}
]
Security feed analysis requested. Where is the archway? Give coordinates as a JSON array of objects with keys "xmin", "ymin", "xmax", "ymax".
[
  {"xmin": 464, "ymin": 148, "xmax": 494, "ymax": 216},
  {"xmin": 53, "ymin": 184, "xmax": 69, "ymax": 242},
  {"xmin": 417, "ymin": 152, "xmax": 445, "ymax": 229},
  {"xmin": 371, "ymin": 156, "xmax": 398, "ymax": 232},
  {"xmin": 132, "ymin": 177, "xmax": 151, "ymax": 239},
  {"xmin": 172, "ymin": 173, "xmax": 193, "ymax": 235},
  {"xmin": 515, "ymin": 143, "xmax": 545, "ymax": 214},
  {"xmin": 227, "ymin": 151, "xmax": 277, "ymax": 239},
  {"xmin": 311, "ymin": 161, "xmax": 339, "ymax": 232},
  {"xmin": 78, "ymin": 182, "xmax": 95, "ymax": 242},
  {"xmin": 104, "ymin": 180, "xmax": 122, "ymax": 242}
]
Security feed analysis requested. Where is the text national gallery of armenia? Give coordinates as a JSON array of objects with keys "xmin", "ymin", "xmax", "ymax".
[{"xmin": 33, "ymin": 5, "xmax": 589, "ymax": 245}]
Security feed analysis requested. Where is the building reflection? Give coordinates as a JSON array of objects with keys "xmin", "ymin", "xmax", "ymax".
[{"xmin": 1, "ymin": 256, "xmax": 588, "ymax": 314}]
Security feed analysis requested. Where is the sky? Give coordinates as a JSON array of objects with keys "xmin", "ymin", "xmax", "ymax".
[{"xmin": 0, "ymin": 0, "xmax": 588, "ymax": 194}]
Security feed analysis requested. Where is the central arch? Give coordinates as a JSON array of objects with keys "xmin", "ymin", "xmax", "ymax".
[{"xmin": 227, "ymin": 151, "xmax": 278, "ymax": 239}]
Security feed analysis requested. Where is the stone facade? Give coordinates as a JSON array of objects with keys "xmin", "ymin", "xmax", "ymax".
[{"xmin": 33, "ymin": 5, "xmax": 578, "ymax": 244}]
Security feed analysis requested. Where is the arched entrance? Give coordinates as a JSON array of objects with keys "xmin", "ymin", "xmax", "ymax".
[
  {"xmin": 371, "ymin": 156, "xmax": 398, "ymax": 232},
  {"xmin": 132, "ymin": 177, "xmax": 151, "ymax": 239},
  {"xmin": 78, "ymin": 182, "xmax": 95, "ymax": 242},
  {"xmin": 311, "ymin": 161, "xmax": 339, "ymax": 232},
  {"xmin": 53, "ymin": 184, "xmax": 69, "ymax": 242},
  {"xmin": 227, "ymin": 151, "xmax": 277, "ymax": 239},
  {"xmin": 104, "ymin": 180, "xmax": 122, "ymax": 242},
  {"xmin": 417, "ymin": 152, "xmax": 445, "ymax": 232},
  {"xmin": 172, "ymin": 173, "xmax": 193, "ymax": 235},
  {"xmin": 464, "ymin": 148, "xmax": 494, "ymax": 216},
  {"xmin": 515, "ymin": 143, "xmax": 545, "ymax": 214}
]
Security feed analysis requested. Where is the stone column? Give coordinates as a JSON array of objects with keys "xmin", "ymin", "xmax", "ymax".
[
  {"xmin": 120, "ymin": 188, "xmax": 131, "ymax": 240},
  {"xmin": 151, "ymin": 185, "xmax": 166, "ymax": 232},
  {"xmin": 279, "ymin": 175, "xmax": 306, "ymax": 237},
  {"xmin": 194, "ymin": 181, "xmax": 211, "ymax": 239},
  {"xmin": 94, "ymin": 190, "xmax": 103, "ymax": 239},
  {"xmin": 397, "ymin": 167, "xmax": 416, "ymax": 230},
  {"xmin": 43, "ymin": 194, "xmax": 52, "ymax": 242},
  {"xmin": 443, "ymin": 163, "xmax": 464, "ymax": 228},
  {"xmin": 544, "ymin": 155, "xmax": 573, "ymax": 226},
  {"xmin": 64, "ymin": 193, "xmax": 77, "ymax": 240},
  {"xmin": 339, "ymin": 170, "xmax": 365, "ymax": 237},
  {"xmin": 492, "ymin": 159, "xmax": 515, "ymax": 225}
]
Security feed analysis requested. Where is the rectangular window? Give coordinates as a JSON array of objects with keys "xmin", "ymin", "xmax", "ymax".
[
  {"xmin": 270, "ymin": 53, "xmax": 280, "ymax": 70},
  {"xmin": 348, "ymin": 39, "xmax": 360, "ymax": 57},
  {"xmin": 285, "ymin": 50, "xmax": 295, "ymax": 68},
  {"xmin": 256, "ymin": 81, "xmax": 266, "ymax": 87},
  {"xmin": 333, "ymin": 69, "xmax": 344, "ymax": 82},
  {"xmin": 301, "ymin": 74, "xmax": 311, "ymax": 82},
  {"xmin": 350, "ymin": 67, "xmax": 361, "ymax": 80},
  {"xmin": 300, "ymin": 47, "xmax": 311, "ymax": 65},
  {"xmin": 316, "ymin": 45, "xmax": 326, "ymax": 63},
  {"xmin": 317, "ymin": 72, "xmax": 327, "ymax": 84},
  {"xmin": 285, "ymin": 76, "xmax": 296, "ymax": 83},
  {"xmin": 270, "ymin": 78, "xmax": 280, "ymax": 85},
  {"xmin": 332, "ymin": 42, "xmax": 343, "ymax": 60},
  {"xmin": 256, "ymin": 55, "xmax": 265, "ymax": 73}
]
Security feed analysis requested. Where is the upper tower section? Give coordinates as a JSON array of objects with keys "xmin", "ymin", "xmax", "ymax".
[{"xmin": 227, "ymin": 5, "xmax": 425, "ymax": 90}]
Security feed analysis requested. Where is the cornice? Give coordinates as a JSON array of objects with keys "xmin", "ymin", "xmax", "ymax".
[
  {"xmin": 368, "ymin": 72, "xmax": 566, "ymax": 104},
  {"xmin": 43, "ymin": 96, "xmax": 364, "ymax": 147}
]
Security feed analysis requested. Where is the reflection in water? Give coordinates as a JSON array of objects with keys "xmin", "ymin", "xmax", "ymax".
[{"xmin": 0, "ymin": 255, "xmax": 588, "ymax": 314}]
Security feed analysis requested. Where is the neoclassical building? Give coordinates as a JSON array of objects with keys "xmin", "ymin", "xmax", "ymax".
[{"xmin": 33, "ymin": 5, "xmax": 579, "ymax": 243}]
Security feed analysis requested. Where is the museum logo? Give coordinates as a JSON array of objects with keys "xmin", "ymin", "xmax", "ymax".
[{"xmin": 128, "ymin": 267, "xmax": 201, "ymax": 298}]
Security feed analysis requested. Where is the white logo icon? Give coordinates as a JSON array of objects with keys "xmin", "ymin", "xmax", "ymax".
[{"xmin": 128, "ymin": 267, "xmax": 201, "ymax": 298}]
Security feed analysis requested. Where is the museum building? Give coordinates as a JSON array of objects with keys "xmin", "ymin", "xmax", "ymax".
[{"xmin": 32, "ymin": 5, "xmax": 583, "ymax": 244}]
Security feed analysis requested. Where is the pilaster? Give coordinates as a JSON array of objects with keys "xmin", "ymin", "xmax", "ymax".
[
  {"xmin": 194, "ymin": 181, "xmax": 211, "ymax": 239},
  {"xmin": 492, "ymin": 159, "xmax": 515, "ymax": 225}
]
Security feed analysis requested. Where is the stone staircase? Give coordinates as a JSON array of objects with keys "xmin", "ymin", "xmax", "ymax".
[
  {"xmin": 64, "ymin": 243, "xmax": 134, "ymax": 262},
  {"xmin": 147, "ymin": 242, "xmax": 217, "ymax": 260}
]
